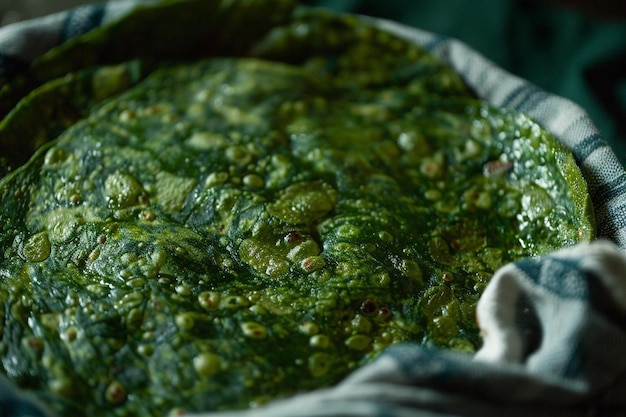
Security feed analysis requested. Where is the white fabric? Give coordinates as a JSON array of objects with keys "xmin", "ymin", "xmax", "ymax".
[{"xmin": 187, "ymin": 240, "xmax": 626, "ymax": 417}]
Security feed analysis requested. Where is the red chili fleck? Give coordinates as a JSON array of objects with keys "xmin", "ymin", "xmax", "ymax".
[
  {"xmin": 139, "ymin": 194, "xmax": 150, "ymax": 205},
  {"xmin": 98, "ymin": 235, "xmax": 107, "ymax": 245},
  {"xmin": 377, "ymin": 307, "xmax": 392, "ymax": 320},
  {"xmin": 360, "ymin": 299, "xmax": 378, "ymax": 316},
  {"xmin": 27, "ymin": 337, "xmax": 44, "ymax": 350},
  {"xmin": 285, "ymin": 231, "xmax": 303, "ymax": 245},
  {"xmin": 483, "ymin": 160, "xmax": 514, "ymax": 176},
  {"xmin": 302, "ymin": 258, "xmax": 315, "ymax": 271},
  {"xmin": 105, "ymin": 381, "xmax": 127, "ymax": 404}
]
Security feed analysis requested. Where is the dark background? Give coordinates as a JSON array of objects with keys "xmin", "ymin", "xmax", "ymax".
[{"xmin": 302, "ymin": 0, "xmax": 626, "ymax": 165}]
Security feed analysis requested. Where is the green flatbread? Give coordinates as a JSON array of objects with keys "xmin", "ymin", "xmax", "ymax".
[{"xmin": 0, "ymin": 1, "xmax": 594, "ymax": 416}]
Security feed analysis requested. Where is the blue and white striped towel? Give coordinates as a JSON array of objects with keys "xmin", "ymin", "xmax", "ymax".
[{"xmin": 1, "ymin": 2, "xmax": 626, "ymax": 417}]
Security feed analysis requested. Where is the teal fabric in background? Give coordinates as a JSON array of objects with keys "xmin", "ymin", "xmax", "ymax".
[{"xmin": 301, "ymin": 0, "xmax": 626, "ymax": 166}]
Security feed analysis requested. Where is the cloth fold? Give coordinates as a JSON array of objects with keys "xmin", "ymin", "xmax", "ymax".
[
  {"xmin": 184, "ymin": 240, "xmax": 626, "ymax": 417},
  {"xmin": 369, "ymin": 17, "xmax": 626, "ymax": 251},
  {"xmin": 1, "ymin": 1, "xmax": 626, "ymax": 417},
  {"xmin": 0, "ymin": 0, "xmax": 158, "ymax": 81}
]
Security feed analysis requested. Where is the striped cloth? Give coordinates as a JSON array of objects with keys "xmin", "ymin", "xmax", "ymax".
[
  {"xmin": 1, "ymin": 2, "xmax": 626, "ymax": 417},
  {"xmin": 0, "ymin": 0, "xmax": 158, "ymax": 78},
  {"xmin": 371, "ymin": 17, "xmax": 626, "ymax": 251},
  {"xmin": 187, "ymin": 241, "xmax": 626, "ymax": 417}
]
